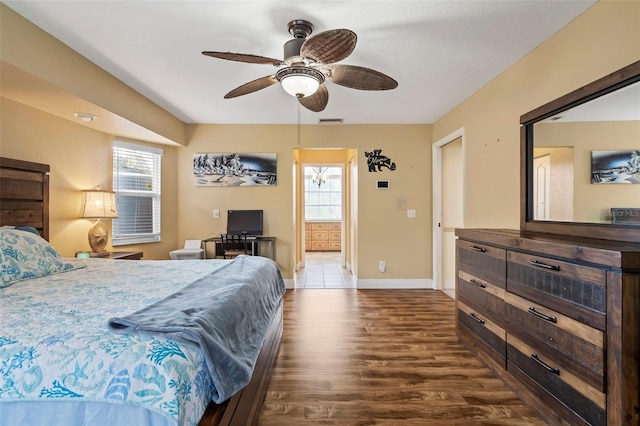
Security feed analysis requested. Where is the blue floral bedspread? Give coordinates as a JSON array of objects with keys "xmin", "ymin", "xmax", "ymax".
[{"xmin": 0, "ymin": 256, "xmax": 284, "ymax": 426}]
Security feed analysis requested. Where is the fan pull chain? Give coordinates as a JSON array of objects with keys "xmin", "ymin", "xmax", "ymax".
[{"xmin": 297, "ymin": 101, "xmax": 301, "ymax": 145}]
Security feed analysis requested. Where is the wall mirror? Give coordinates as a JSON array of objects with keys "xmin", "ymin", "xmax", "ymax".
[{"xmin": 520, "ymin": 60, "xmax": 640, "ymax": 242}]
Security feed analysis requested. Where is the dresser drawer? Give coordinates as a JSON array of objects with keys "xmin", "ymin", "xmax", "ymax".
[
  {"xmin": 311, "ymin": 223, "xmax": 328, "ymax": 230},
  {"xmin": 458, "ymin": 270, "xmax": 505, "ymax": 328},
  {"xmin": 507, "ymin": 251, "xmax": 606, "ymax": 330},
  {"xmin": 507, "ymin": 335, "xmax": 606, "ymax": 426},
  {"xmin": 329, "ymin": 223, "xmax": 341, "ymax": 230},
  {"xmin": 458, "ymin": 300, "xmax": 506, "ymax": 367},
  {"xmin": 329, "ymin": 231, "xmax": 341, "ymax": 240},
  {"xmin": 505, "ymin": 292, "xmax": 604, "ymax": 392},
  {"xmin": 457, "ymin": 239, "xmax": 506, "ymax": 289}
]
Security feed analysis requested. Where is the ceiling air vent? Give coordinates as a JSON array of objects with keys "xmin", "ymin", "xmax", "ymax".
[{"xmin": 318, "ymin": 118, "xmax": 344, "ymax": 124}]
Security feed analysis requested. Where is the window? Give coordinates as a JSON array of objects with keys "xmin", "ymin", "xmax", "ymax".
[
  {"xmin": 112, "ymin": 141, "xmax": 163, "ymax": 245},
  {"xmin": 304, "ymin": 166, "xmax": 342, "ymax": 220}
]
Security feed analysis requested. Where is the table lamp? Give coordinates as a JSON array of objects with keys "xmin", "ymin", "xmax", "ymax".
[{"xmin": 81, "ymin": 188, "xmax": 118, "ymax": 257}]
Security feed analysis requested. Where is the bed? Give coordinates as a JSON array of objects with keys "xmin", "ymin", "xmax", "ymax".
[{"xmin": 0, "ymin": 157, "xmax": 285, "ymax": 426}]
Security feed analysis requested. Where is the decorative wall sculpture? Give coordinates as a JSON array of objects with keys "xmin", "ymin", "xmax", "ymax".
[{"xmin": 365, "ymin": 149, "xmax": 396, "ymax": 172}]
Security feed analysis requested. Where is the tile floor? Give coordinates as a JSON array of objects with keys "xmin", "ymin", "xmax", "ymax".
[{"xmin": 295, "ymin": 251, "xmax": 355, "ymax": 289}]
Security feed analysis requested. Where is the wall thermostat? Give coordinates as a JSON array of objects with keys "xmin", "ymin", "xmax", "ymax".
[{"xmin": 376, "ymin": 180, "xmax": 390, "ymax": 189}]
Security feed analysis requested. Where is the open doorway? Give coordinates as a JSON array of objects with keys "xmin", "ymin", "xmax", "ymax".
[
  {"xmin": 433, "ymin": 128, "xmax": 465, "ymax": 299},
  {"xmin": 293, "ymin": 149, "xmax": 356, "ymax": 289}
]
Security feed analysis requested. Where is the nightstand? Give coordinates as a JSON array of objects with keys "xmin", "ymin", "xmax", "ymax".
[{"xmin": 106, "ymin": 251, "xmax": 143, "ymax": 260}]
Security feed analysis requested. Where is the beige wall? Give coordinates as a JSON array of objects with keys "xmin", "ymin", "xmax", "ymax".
[
  {"xmin": 432, "ymin": 0, "xmax": 640, "ymax": 230},
  {"xmin": 177, "ymin": 124, "xmax": 432, "ymax": 280},
  {"xmin": 0, "ymin": 98, "xmax": 180, "ymax": 260}
]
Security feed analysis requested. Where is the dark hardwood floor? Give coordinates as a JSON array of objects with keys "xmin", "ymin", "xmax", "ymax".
[{"xmin": 259, "ymin": 289, "xmax": 545, "ymax": 425}]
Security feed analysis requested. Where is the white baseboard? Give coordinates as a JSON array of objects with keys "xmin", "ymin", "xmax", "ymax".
[
  {"xmin": 284, "ymin": 278, "xmax": 295, "ymax": 289},
  {"xmin": 356, "ymin": 279, "xmax": 433, "ymax": 289}
]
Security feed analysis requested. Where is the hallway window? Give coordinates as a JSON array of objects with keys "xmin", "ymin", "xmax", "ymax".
[{"xmin": 304, "ymin": 166, "xmax": 342, "ymax": 220}]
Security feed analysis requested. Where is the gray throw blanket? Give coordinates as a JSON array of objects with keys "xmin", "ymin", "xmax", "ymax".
[{"xmin": 107, "ymin": 255, "xmax": 285, "ymax": 403}]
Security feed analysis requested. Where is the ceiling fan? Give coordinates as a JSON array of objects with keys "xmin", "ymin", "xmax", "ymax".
[{"xmin": 202, "ymin": 19, "xmax": 398, "ymax": 112}]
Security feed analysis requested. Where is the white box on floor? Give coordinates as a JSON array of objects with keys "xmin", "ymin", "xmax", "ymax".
[{"xmin": 170, "ymin": 240, "xmax": 204, "ymax": 260}]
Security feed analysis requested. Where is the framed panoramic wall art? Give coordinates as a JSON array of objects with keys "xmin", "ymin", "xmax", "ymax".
[
  {"xmin": 193, "ymin": 153, "xmax": 277, "ymax": 187},
  {"xmin": 591, "ymin": 150, "xmax": 640, "ymax": 184}
]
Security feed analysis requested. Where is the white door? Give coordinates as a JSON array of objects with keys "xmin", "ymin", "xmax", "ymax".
[{"xmin": 534, "ymin": 154, "xmax": 551, "ymax": 220}]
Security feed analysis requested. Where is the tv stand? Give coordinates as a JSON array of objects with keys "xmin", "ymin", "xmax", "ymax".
[{"xmin": 202, "ymin": 236, "xmax": 276, "ymax": 260}]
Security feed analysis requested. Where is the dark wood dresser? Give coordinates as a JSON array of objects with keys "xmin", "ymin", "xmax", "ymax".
[{"xmin": 455, "ymin": 228, "xmax": 640, "ymax": 425}]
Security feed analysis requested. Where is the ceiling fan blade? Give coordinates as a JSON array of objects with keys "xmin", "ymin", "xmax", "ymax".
[
  {"xmin": 300, "ymin": 29, "xmax": 357, "ymax": 64},
  {"xmin": 224, "ymin": 75, "xmax": 278, "ymax": 99},
  {"xmin": 329, "ymin": 64, "xmax": 398, "ymax": 90},
  {"xmin": 298, "ymin": 84, "xmax": 328, "ymax": 112},
  {"xmin": 202, "ymin": 51, "xmax": 283, "ymax": 66}
]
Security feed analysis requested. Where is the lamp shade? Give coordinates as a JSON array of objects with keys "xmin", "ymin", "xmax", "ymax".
[{"xmin": 81, "ymin": 190, "xmax": 118, "ymax": 218}]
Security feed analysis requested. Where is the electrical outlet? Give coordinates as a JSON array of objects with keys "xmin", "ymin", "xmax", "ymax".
[
  {"xmin": 379, "ymin": 260, "xmax": 386, "ymax": 273},
  {"xmin": 213, "ymin": 209, "xmax": 220, "ymax": 219},
  {"xmin": 407, "ymin": 209, "xmax": 416, "ymax": 218}
]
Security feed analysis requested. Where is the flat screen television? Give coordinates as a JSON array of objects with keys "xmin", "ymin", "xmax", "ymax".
[{"xmin": 226, "ymin": 210, "xmax": 263, "ymax": 235}]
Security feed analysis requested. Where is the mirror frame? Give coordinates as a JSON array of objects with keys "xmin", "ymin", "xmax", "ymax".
[{"xmin": 520, "ymin": 60, "xmax": 640, "ymax": 243}]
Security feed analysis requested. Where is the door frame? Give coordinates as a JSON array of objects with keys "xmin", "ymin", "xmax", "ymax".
[
  {"xmin": 432, "ymin": 127, "xmax": 465, "ymax": 291},
  {"xmin": 299, "ymin": 161, "xmax": 347, "ymax": 267}
]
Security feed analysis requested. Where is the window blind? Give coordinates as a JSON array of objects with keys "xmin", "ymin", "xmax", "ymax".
[{"xmin": 112, "ymin": 141, "xmax": 163, "ymax": 245}]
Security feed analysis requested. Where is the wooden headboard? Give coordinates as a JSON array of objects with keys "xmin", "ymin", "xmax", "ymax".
[{"xmin": 0, "ymin": 157, "xmax": 50, "ymax": 240}]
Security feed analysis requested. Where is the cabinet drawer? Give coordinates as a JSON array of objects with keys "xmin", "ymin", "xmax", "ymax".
[
  {"xmin": 505, "ymin": 292, "xmax": 604, "ymax": 392},
  {"xmin": 311, "ymin": 223, "xmax": 328, "ymax": 230},
  {"xmin": 507, "ymin": 251, "xmax": 606, "ymax": 330},
  {"xmin": 458, "ymin": 300, "xmax": 506, "ymax": 367},
  {"xmin": 305, "ymin": 241, "xmax": 311, "ymax": 251},
  {"xmin": 329, "ymin": 231, "xmax": 341, "ymax": 240},
  {"xmin": 305, "ymin": 223, "xmax": 312, "ymax": 230},
  {"xmin": 329, "ymin": 223, "xmax": 341, "ymax": 230},
  {"xmin": 458, "ymin": 270, "xmax": 505, "ymax": 328},
  {"xmin": 507, "ymin": 335, "xmax": 606, "ymax": 426},
  {"xmin": 311, "ymin": 230, "xmax": 328, "ymax": 240},
  {"xmin": 328, "ymin": 241, "xmax": 341, "ymax": 251},
  {"xmin": 305, "ymin": 230, "xmax": 311, "ymax": 240},
  {"xmin": 312, "ymin": 241, "xmax": 328, "ymax": 251},
  {"xmin": 457, "ymin": 239, "xmax": 506, "ymax": 289}
]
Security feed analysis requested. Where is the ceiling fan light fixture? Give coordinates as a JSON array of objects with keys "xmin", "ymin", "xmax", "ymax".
[{"xmin": 276, "ymin": 67, "xmax": 324, "ymax": 98}]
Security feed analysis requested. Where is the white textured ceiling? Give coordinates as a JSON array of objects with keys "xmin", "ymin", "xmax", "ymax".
[{"xmin": 3, "ymin": 1, "xmax": 596, "ymax": 125}]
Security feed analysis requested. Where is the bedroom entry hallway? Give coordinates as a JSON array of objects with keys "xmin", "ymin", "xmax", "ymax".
[
  {"xmin": 294, "ymin": 148, "xmax": 357, "ymax": 289},
  {"xmin": 295, "ymin": 251, "xmax": 355, "ymax": 288}
]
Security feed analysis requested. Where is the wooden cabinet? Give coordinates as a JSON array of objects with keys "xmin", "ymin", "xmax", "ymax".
[
  {"xmin": 456, "ymin": 229, "xmax": 640, "ymax": 426},
  {"xmin": 305, "ymin": 222, "xmax": 341, "ymax": 251}
]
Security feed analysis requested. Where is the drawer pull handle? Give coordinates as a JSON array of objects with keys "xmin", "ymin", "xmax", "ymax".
[
  {"xmin": 470, "ymin": 312, "xmax": 485, "ymax": 325},
  {"xmin": 528, "ymin": 307, "xmax": 557, "ymax": 323},
  {"xmin": 470, "ymin": 245, "xmax": 486, "ymax": 253},
  {"xmin": 470, "ymin": 279, "xmax": 486, "ymax": 289},
  {"xmin": 530, "ymin": 259, "xmax": 560, "ymax": 271},
  {"xmin": 531, "ymin": 353, "xmax": 560, "ymax": 375}
]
